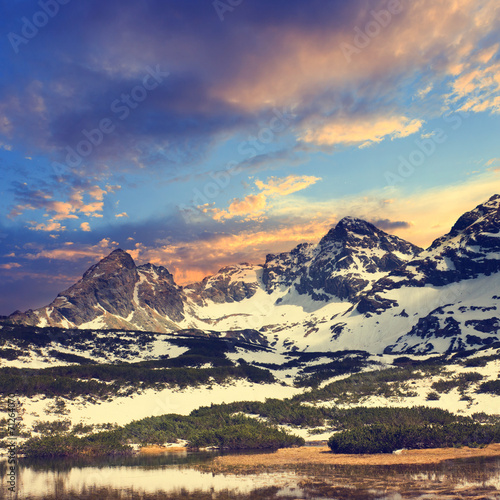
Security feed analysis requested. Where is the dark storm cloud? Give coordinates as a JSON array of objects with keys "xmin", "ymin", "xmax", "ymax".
[
  {"xmin": 370, "ymin": 218, "xmax": 411, "ymax": 231},
  {"xmin": 0, "ymin": 0, "xmax": 375, "ymax": 173}
]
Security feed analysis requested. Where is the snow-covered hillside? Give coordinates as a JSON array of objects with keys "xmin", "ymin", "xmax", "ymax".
[{"xmin": 6, "ymin": 194, "xmax": 500, "ymax": 355}]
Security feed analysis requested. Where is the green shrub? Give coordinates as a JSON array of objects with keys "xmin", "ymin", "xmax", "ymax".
[
  {"xmin": 21, "ymin": 432, "xmax": 132, "ymax": 458},
  {"xmin": 33, "ymin": 420, "xmax": 71, "ymax": 435},
  {"xmin": 328, "ymin": 420, "xmax": 500, "ymax": 454},
  {"xmin": 477, "ymin": 379, "xmax": 500, "ymax": 396}
]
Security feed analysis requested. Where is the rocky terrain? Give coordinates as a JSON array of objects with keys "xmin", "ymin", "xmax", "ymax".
[{"xmin": 7, "ymin": 195, "xmax": 500, "ymax": 355}]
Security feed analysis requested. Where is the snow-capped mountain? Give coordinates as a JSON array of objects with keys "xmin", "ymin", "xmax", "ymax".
[
  {"xmin": 9, "ymin": 249, "xmax": 186, "ymax": 332},
  {"xmin": 7, "ymin": 195, "xmax": 500, "ymax": 354},
  {"xmin": 263, "ymin": 217, "xmax": 421, "ymax": 300},
  {"xmin": 330, "ymin": 194, "xmax": 500, "ymax": 354},
  {"xmin": 10, "ymin": 214, "xmax": 420, "ymax": 336}
]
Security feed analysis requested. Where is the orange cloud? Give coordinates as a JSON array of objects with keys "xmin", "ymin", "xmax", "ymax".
[
  {"xmin": 88, "ymin": 185, "xmax": 107, "ymax": 201},
  {"xmin": 130, "ymin": 220, "xmax": 333, "ymax": 285},
  {"xmin": 0, "ymin": 263, "xmax": 21, "ymax": 270},
  {"xmin": 26, "ymin": 238, "xmax": 115, "ymax": 262},
  {"xmin": 255, "ymin": 175, "xmax": 321, "ymax": 195},
  {"xmin": 206, "ymin": 175, "xmax": 321, "ymax": 222},
  {"xmin": 29, "ymin": 221, "xmax": 66, "ymax": 232},
  {"xmin": 80, "ymin": 222, "xmax": 91, "ymax": 232},
  {"xmin": 301, "ymin": 115, "xmax": 423, "ymax": 147},
  {"xmin": 10, "ymin": 184, "xmax": 118, "ymax": 226},
  {"xmin": 210, "ymin": 0, "xmax": 499, "ymax": 135}
]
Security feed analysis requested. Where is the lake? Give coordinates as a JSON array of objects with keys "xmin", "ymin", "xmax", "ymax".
[{"xmin": 1, "ymin": 449, "xmax": 500, "ymax": 499}]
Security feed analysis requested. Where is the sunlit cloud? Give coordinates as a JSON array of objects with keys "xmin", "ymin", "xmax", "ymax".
[
  {"xmin": 255, "ymin": 175, "xmax": 321, "ymax": 195},
  {"xmin": 300, "ymin": 115, "xmax": 423, "ymax": 147},
  {"xmin": 8, "ymin": 184, "xmax": 120, "ymax": 230},
  {"xmin": 29, "ymin": 221, "xmax": 66, "ymax": 232},
  {"xmin": 205, "ymin": 175, "xmax": 321, "ymax": 222},
  {"xmin": 211, "ymin": 193, "xmax": 267, "ymax": 222},
  {"xmin": 26, "ymin": 238, "xmax": 116, "ymax": 262},
  {"xmin": 0, "ymin": 263, "xmax": 21, "ymax": 270}
]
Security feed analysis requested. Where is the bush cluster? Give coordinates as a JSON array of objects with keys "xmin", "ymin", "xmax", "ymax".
[
  {"xmin": 328, "ymin": 421, "xmax": 500, "ymax": 454},
  {"xmin": 20, "ymin": 411, "xmax": 304, "ymax": 457}
]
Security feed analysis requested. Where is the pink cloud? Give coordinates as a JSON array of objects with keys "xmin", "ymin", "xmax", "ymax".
[{"xmin": 0, "ymin": 263, "xmax": 21, "ymax": 270}]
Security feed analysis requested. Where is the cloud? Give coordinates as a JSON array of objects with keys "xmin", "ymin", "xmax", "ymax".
[
  {"xmin": 449, "ymin": 58, "xmax": 500, "ymax": 114},
  {"xmin": 26, "ymin": 238, "xmax": 116, "ymax": 262},
  {"xmin": 300, "ymin": 115, "xmax": 423, "ymax": 147},
  {"xmin": 211, "ymin": 193, "xmax": 267, "ymax": 222},
  {"xmin": 115, "ymin": 212, "xmax": 129, "ymax": 218},
  {"xmin": 128, "ymin": 220, "xmax": 334, "ymax": 285},
  {"xmin": 370, "ymin": 219, "xmax": 411, "ymax": 231},
  {"xmin": 0, "ymin": 263, "xmax": 21, "ymax": 270},
  {"xmin": 80, "ymin": 222, "xmax": 91, "ymax": 232},
  {"xmin": 88, "ymin": 186, "xmax": 107, "ymax": 201},
  {"xmin": 8, "ymin": 182, "xmax": 119, "ymax": 230},
  {"xmin": 2, "ymin": 0, "xmax": 498, "ymax": 176},
  {"xmin": 255, "ymin": 175, "xmax": 321, "ymax": 195},
  {"xmin": 29, "ymin": 221, "xmax": 66, "ymax": 232},
  {"xmin": 485, "ymin": 158, "xmax": 500, "ymax": 166},
  {"xmin": 205, "ymin": 175, "xmax": 321, "ymax": 222}
]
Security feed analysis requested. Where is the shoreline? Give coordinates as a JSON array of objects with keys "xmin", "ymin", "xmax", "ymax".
[
  {"xmin": 139, "ymin": 445, "xmax": 188, "ymax": 454},
  {"xmin": 210, "ymin": 443, "xmax": 500, "ymax": 468}
]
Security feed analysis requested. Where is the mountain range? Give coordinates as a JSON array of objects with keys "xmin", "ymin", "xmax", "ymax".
[{"xmin": 8, "ymin": 194, "xmax": 500, "ymax": 355}]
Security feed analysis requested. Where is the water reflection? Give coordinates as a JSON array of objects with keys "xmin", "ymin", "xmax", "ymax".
[{"xmin": 1, "ymin": 452, "xmax": 499, "ymax": 499}]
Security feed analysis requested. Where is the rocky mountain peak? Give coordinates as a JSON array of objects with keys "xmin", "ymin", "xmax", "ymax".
[
  {"xmin": 428, "ymin": 194, "xmax": 500, "ymax": 251},
  {"xmin": 82, "ymin": 249, "xmax": 135, "ymax": 281},
  {"xmin": 447, "ymin": 194, "xmax": 500, "ymax": 239},
  {"xmin": 137, "ymin": 263, "xmax": 176, "ymax": 285},
  {"xmin": 319, "ymin": 217, "xmax": 376, "ymax": 246}
]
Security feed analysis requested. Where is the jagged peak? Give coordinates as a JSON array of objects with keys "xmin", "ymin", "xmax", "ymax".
[
  {"xmin": 82, "ymin": 249, "xmax": 135, "ymax": 279},
  {"xmin": 138, "ymin": 262, "xmax": 169, "ymax": 272},
  {"xmin": 137, "ymin": 262, "xmax": 175, "ymax": 284},
  {"xmin": 102, "ymin": 248, "xmax": 135, "ymax": 265},
  {"xmin": 486, "ymin": 193, "xmax": 500, "ymax": 204},
  {"xmin": 444, "ymin": 194, "xmax": 500, "ymax": 240},
  {"xmin": 319, "ymin": 217, "xmax": 377, "ymax": 245}
]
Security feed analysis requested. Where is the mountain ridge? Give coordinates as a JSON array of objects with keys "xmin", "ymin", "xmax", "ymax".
[{"xmin": 7, "ymin": 196, "xmax": 500, "ymax": 355}]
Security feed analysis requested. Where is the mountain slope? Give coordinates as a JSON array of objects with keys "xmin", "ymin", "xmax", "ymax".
[
  {"xmin": 9, "ymin": 249, "xmax": 186, "ymax": 331},
  {"xmin": 330, "ymin": 194, "xmax": 500, "ymax": 354},
  {"xmin": 7, "ymin": 195, "xmax": 500, "ymax": 355}
]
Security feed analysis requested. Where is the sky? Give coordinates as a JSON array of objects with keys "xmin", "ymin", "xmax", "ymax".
[{"xmin": 0, "ymin": 0, "xmax": 499, "ymax": 315}]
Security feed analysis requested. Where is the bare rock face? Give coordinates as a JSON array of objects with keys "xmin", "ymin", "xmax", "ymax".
[
  {"xmin": 184, "ymin": 263, "xmax": 260, "ymax": 306},
  {"xmin": 8, "ymin": 195, "xmax": 500, "ymax": 355},
  {"xmin": 9, "ymin": 249, "xmax": 185, "ymax": 331},
  {"xmin": 136, "ymin": 263, "xmax": 184, "ymax": 322}
]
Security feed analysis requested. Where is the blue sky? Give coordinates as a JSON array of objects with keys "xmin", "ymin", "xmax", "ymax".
[{"xmin": 0, "ymin": 0, "xmax": 499, "ymax": 314}]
